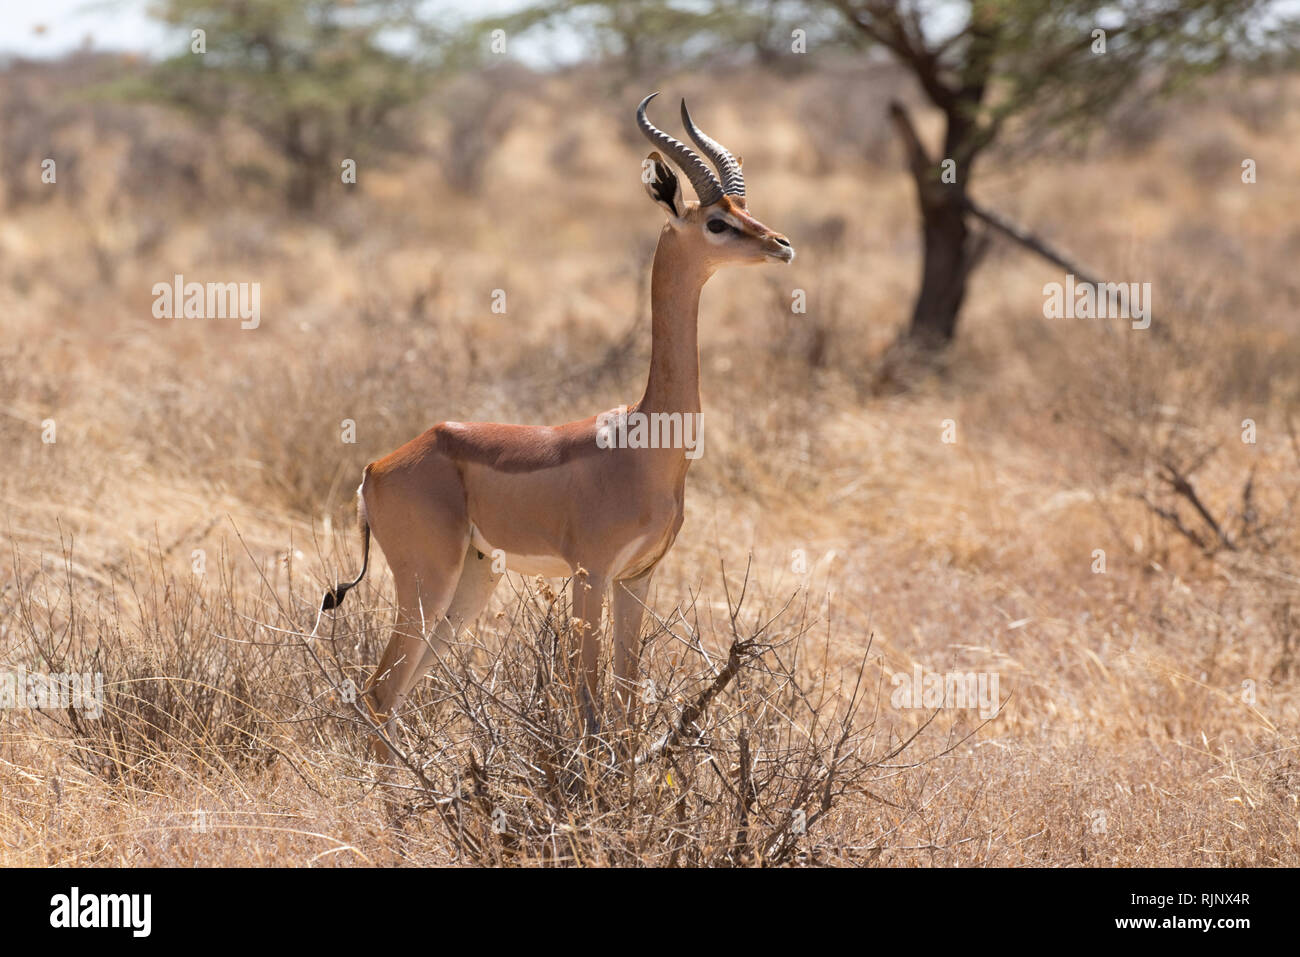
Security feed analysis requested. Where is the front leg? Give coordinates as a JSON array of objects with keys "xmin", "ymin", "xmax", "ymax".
[
  {"xmin": 611, "ymin": 568, "xmax": 654, "ymax": 731},
  {"xmin": 570, "ymin": 569, "xmax": 606, "ymax": 735}
]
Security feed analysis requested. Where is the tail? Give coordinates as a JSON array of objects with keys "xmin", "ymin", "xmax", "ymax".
[{"xmin": 321, "ymin": 476, "xmax": 372, "ymax": 612}]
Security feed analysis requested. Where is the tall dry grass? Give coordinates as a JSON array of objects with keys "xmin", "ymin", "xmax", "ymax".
[{"xmin": 1, "ymin": 55, "xmax": 1298, "ymax": 865}]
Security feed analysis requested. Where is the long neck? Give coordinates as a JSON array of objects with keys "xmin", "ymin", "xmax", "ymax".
[{"xmin": 639, "ymin": 227, "xmax": 710, "ymax": 415}]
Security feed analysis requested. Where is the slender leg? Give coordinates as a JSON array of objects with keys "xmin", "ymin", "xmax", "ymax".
[
  {"xmin": 363, "ymin": 545, "xmax": 501, "ymax": 760},
  {"xmin": 409, "ymin": 544, "xmax": 502, "ymax": 683},
  {"xmin": 363, "ymin": 547, "xmax": 466, "ymax": 752},
  {"xmin": 570, "ymin": 570, "xmax": 606, "ymax": 735},
  {"xmin": 358, "ymin": 456, "xmax": 472, "ymax": 759},
  {"xmin": 611, "ymin": 569, "xmax": 654, "ymax": 727}
]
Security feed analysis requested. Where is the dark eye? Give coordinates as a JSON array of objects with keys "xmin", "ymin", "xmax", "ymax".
[{"xmin": 707, "ymin": 219, "xmax": 729, "ymax": 234}]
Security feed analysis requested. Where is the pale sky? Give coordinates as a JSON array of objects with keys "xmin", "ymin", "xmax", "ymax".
[
  {"xmin": 0, "ymin": 0, "xmax": 169, "ymax": 56},
  {"xmin": 0, "ymin": 0, "xmax": 551, "ymax": 59},
  {"xmin": 5, "ymin": 1, "xmax": 1298, "ymax": 62}
]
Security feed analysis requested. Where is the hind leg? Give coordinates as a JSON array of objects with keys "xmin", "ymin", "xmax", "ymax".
[
  {"xmin": 359, "ymin": 456, "xmax": 472, "ymax": 756},
  {"xmin": 407, "ymin": 544, "xmax": 501, "ymax": 684},
  {"xmin": 363, "ymin": 547, "xmax": 466, "ymax": 748},
  {"xmin": 364, "ymin": 543, "xmax": 500, "ymax": 760}
]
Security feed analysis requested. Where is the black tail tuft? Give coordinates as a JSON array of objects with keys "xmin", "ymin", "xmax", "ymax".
[
  {"xmin": 321, "ymin": 579, "xmax": 360, "ymax": 611},
  {"xmin": 321, "ymin": 511, "xmax": 371, "ymax": 614}
]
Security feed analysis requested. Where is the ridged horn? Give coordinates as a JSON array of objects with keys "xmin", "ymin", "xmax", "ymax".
[
  {"xmin": 636, "ymin": 92, "xmax": 723, "ymax": 207},
  {"xmin": 680, "ymin": 98, "xmax": 745, "ymax": 198}
]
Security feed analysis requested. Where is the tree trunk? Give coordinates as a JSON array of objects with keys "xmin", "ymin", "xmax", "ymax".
[
  {"xmin": 887, "ymin": 101, "xmax": 986, "ymax": 348},
  {"xmin": 909, "ymin": 188, "xmax": 972, "ymax": 345},
  {"xmin": 286, "ymin": 166, "xmax": 319, "ymax": 211},
  {"xmin": 281, "ymin": 113, "xmax": 323, "ymax": 211}
]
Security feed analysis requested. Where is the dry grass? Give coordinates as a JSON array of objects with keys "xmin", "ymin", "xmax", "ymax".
[{"xmin": 1, "ymin": 56, "xmax": 1298, "ymax": 866}]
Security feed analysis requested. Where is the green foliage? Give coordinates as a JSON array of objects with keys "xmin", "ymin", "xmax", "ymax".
[
  {"xmin": 479, "ymin": 0, "xmax": 848, "ymax": 73},
  {"xmin": 129, "ymin": 0, "xmax": 472, "ymax": 207},
  {"xmin": 496, "ymin": 0, "xmax": 1299, "ymax": 153},
  {"xmin": 830, "ymin": 0, "xmax": 1300, "ymax": 159}
]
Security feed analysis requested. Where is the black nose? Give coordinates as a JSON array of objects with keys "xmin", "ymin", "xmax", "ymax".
[{"xmin": 774, "ymin": 236, "xmax": 791, "ymax": 247}]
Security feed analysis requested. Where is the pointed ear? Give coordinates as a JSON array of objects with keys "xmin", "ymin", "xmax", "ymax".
[{"xmin": 641, "ymin": 151, "xmax": 684, "ymax": 220}]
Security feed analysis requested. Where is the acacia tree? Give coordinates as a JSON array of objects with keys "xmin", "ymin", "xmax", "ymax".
[
  {"xmin": 499, "ymin": 0, "xmax": 1294, "ymax": 347},
  {"xmin": 827, "ymin": 0, "xmax": 1295, "ymax": 346},
  {"xmin": 479, "ymin": 0, "xmax": 844, "ymax": 76},
  {"xmin": 133, "ymin": 0, "xmax": 467, "ymax": 208}
]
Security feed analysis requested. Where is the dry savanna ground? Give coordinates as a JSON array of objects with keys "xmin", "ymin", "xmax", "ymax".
[{"xmin": 2, "ymin": 57, "xmax": 1299, "ymax": 865}]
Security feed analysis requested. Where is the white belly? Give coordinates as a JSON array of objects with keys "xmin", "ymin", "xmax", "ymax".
[{"xmin": 469, "ymin": 526, "xmax": 573, "ymax": 578}]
